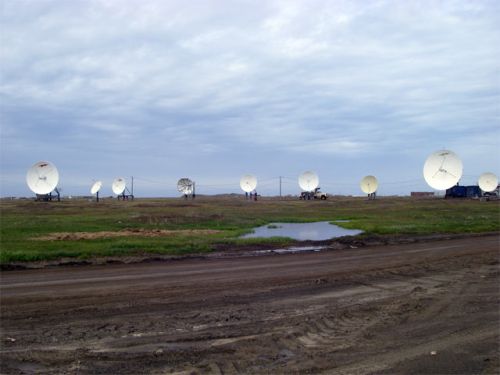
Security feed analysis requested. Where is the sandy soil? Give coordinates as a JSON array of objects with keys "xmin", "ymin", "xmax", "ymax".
[{"xmin": 1, "ymin": 235, "xmax": 499, "ymax": 374}]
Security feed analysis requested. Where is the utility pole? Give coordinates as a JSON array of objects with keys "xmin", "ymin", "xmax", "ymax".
[
  {"xmin": 131, "ymin": 176, "xmax": 134, "ymax": 198},
  {"xmin": 279, "ymin": 176, "xmax": 282, "ymax": 199}
]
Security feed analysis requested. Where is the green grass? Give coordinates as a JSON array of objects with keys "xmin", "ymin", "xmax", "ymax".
[{"xmin": 0, "ymin": 196, "xmax": 498, "ymax": 263}]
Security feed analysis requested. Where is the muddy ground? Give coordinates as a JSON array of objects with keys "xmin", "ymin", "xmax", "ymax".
[{"xmin": 1, "ymin": 235, "xmax": 499, "ymax": 374}]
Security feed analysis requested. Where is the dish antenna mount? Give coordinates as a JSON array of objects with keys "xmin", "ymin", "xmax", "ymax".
[
  {"xmin": 478, "ymin": 172, "xmax": 498, "ymax": 193},
  {"xmin": 240, "ymin": 175, "xmax": 258, "ymax": 200},
  {"xmin": 298, "ymin": 171, "xmax": 319, "ymax": 200},
  {"xmin": 26, "ymin": 161, "xmax": 61, "ymax": 201},
  {"xmin": 360, "ymin": 175, "xmax": 378, "ymax": 200},
  {"xmin": 112, "ymin": 177, "xmax": 134, "ymax": 201},
  {"xmin": 423, "ymin": 150, "xmax": 463, "ymax": 191},
  {"xmin": 177, "ymin": 178, "xmax": 196, "ymax": 199},
  {"xmin": 90, "ymin": 180, "xmax": 102, "ymax": 202}
]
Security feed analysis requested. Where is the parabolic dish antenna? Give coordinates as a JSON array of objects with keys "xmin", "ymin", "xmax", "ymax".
[
  {"xmin": 240, "ymin": 175, "xmax": 257, "ymax": 193},
  {"xmin": 478, "ymin": 172, "xmax": 498, "ymax": 193},
  {"xmin": 298, "ymin": 171, "xmax": 319, "ymax": 192},
  {"xmin": 360, "ymin": 175, "xmax": 378, "ymax": 194},
  {"xmin": 26, "ymin": 161, "xmax": 59, "ymax": 195},
  {"xmin": 112, "ymin": 178, "xmax": 126, "ymax": 195},
  {"xmin": 90, "ymin": 180, "xmax": 102, "ymax": 195},
  {"xmin": 177, "ymin": 178, "xmax": 194, "ymax": 194},
  {"xmin": 423, "ymin": 150, "xmax": 463, "ymax": 190}
]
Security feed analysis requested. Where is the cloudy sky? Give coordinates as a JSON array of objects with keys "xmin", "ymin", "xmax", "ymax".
[{"xmin": 1, "ymin": 0, "xmax": 499, "ymax": 197}]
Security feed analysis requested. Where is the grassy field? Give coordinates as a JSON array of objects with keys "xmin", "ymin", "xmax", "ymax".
[{"xmin": 0, "ymin": 196, "xmax": 499, "ymax": 263}]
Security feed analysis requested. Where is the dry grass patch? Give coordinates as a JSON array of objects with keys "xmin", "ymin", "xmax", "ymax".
[{"xmin": 36, "ymin": 228, "xmax": 223, "ymax": 241}]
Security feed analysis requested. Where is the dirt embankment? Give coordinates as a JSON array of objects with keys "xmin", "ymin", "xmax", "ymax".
[
  {"xmin": 6, "ymin": 231, "xmax": 497, "ymax": 270},
  {"xmin": 1, "ymin": 235, "xmax": 499, "ymax": 374}
]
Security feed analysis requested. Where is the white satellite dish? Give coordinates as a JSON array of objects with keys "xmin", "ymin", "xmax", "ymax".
[
  {"xmin": 26, "ymin": 161, "xmax": 59, "ymax": 195},
  {"xmin": 423, "ymin": 150, "xmax": 463, "ymax": 190},
  {"xmin": 478, "ymin": 172, "xmax": 498, "ymax": 193},
  {"xmin": 360, "ymin": 175, "xmax": 378, "ymax": 194},
  {"xmin": 177, "ymin": 178, "xmax": 194, "ymax": 194},
  {"xmin": 240, "ymin": 174, "xmax": 257, "ymax": 193},
  {"xmin": 112, "ymin": 177, "xmax": 126, "ymax": 195},
  {"xmin": 90, "ymin": 180, "xmax": 102, "ymax": 195},
  {"xmin": 298, "ymin": 171, "xmax": 319, "ymax": 192}
]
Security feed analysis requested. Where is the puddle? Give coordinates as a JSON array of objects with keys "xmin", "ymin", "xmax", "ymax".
[
  {"xmin": 254, "ymin": 246, "xmax": 327, "ymax": 255},
  {"xmin": 241, "ymin": 221, "xmax": 362, "ymax": 241}
]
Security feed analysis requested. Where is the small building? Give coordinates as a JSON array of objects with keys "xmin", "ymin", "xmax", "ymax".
[{"xmin": 445, "ymin": 185, "xmax": 482, "ymax": 198}]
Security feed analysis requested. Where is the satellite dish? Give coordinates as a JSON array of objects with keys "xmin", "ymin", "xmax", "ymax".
[
  {"xmin": 423, "ymin": 150, "xmax": 463, "ymax": 190},
  {"xmin": 478, "ymin": 172, "xmax": 498, "ymax": 193},
  {"xmin": 90, "ymin": 180, "xmax": 102, "ymax": 195},
  {"xmin": 112, "ymin": 178, "xmax": 126, "ymax": 195},
  {"xmin": 298, "ymin": 171, "xmax": 319, "ymax": 192},
  {"xmin": 240, "ymin": 174, "xmax": 257, "ymax": 193},
  {"xmin": 26, "ymin": 161, "xmax": 59, "ymax": 195},
  {"xmin": 360, "ymin": 175, "xmax": 378, "ymax": 194},
  {"xmin": 177, "ymin": 178, "xmax": 194, "ymax": 194}
]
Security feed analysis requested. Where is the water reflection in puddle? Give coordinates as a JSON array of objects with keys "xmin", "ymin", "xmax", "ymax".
[
  {"xmin": 254, "ymin": 246, "xmax": 327, "ymax": 255},
  {"xmin": 241, "ymin": 221, "xmax": 362, "ymax": 241}
]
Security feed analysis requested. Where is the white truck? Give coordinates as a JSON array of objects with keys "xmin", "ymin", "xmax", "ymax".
[{"xmin": 300, "ymin": 187, "xmax": 327, "ymax": 200}]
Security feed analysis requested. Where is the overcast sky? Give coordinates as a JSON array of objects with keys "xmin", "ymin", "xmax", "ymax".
[{"xmin": 1, "ymin": 0, "xmax": 499, "ymax": 197}]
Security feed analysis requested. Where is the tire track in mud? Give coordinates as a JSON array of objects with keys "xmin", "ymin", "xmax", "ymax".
[
  {"xmin": 1, "ymin": 236, "xmax": 499, "ymax": 374},
  {"xmin": 332, "ymin": 327, "xmax": 498, "ymax": 375},
  {"xmin": 148, "ymin": 265, "xmax": 498, "ymax": 374}
]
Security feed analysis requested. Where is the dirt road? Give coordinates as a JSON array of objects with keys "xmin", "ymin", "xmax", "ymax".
[{"xmin": 1, "ymin": 235, "xmax": 499, "ymax": 374}]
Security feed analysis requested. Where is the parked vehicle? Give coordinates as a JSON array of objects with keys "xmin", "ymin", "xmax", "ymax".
[{"xmin": 300, "ymin": 187, "xmax": 327, "ymax": 200}]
